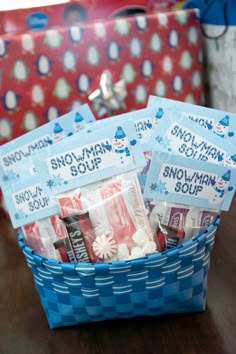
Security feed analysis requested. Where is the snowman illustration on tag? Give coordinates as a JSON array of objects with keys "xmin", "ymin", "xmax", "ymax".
[
  {"xmin": 207, "ymin": 115, "xmax": 234, "ymax": 139},
  {"xmin": 52, "ymin": 123, "xmax": 66, "ymax": 143},
  {"xmin": 104, "ymin": 126, "xmax": 136, "ymax": 167},
  {"xmin": 209, "ymin": 170, "xmax": 234, "ymax": 206},
  {"xmin": 73, "ymin": 112, "xmax": 84, "ymax": 132},
  {"xmin": 153, "ymin": 108, "xmax": 164, "ymax": 126},
  {"xmin": 222, "ymin": 154, "xmax": 236, "ymax": 167}
]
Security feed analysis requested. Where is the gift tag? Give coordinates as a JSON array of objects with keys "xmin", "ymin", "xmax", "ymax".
[
  {"xmin": 148, "ymin": 96, "xmax": 236, "ymax": 143},
  {"xmin": 0, "ymin": 104, "xmax": 95, "ymax": 183},
  {"xmin": 144, "ymin": 149, "xmax": 236, "ymax": 211},
  {"xmin": 149, "ymin": 110, "xmax": 236, "ymax": 167}
]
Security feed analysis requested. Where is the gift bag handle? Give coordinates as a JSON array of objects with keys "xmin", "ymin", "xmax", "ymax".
[{"xmin": 184, "ymin": 0, "xmax": 229, "ymax": 40}]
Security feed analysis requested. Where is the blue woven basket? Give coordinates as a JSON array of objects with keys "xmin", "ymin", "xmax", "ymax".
[{"xmin": 18, "ymin": 218, "xmax": 220, "ymax": 329}]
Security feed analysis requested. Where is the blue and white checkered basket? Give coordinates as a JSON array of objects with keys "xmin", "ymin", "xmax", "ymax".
[{"xmin": 18, "ymin": 218, "xmax": 219, "ymax": 329}]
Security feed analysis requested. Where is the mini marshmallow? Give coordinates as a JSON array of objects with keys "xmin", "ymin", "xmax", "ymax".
[
  {"xmin": 142, "ymin": 241, "xmax": 157, "ymax": 254},
  {"xmin": 130, "ymin": 246, "xmax": 145, "ymax": 259},
  {"xmin": 132, "ymin": 229, "xmax": 149, "ymax": 247},
  {"xmin": 106, "ymin": 254, "xmax": 118, "ymax": 263},
  {"xmin": 117, "ymin": 243, "xmax": 130, "ymax": 260}
]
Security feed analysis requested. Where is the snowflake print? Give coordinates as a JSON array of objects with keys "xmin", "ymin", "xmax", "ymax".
[
  {"xmin": 155, "ymin": 135, "xmax": 163, "ymax": 144},
  {"xmin": 3, "ymin": 171, "xmax": 19, "ymax": 181},
  {"xmin": 150, "ymin": 180, "xmax": 168, "ymax": 194},
  {"xmin": 150, "ymin": 183, "xmax": 158, "ymax": 192},
  {"xmin": 51, "ymin": 174, "xmax": 65, "ymax": 186},
  {"xmin": 47, "ymin": 174, "xmax": 68, "ymax": 189},
  {"xmin": 156, "ymin": 136, "xmax": 172, "ymax": 151},
  {"xmin": 15, "ymin": 209, "xmax": 27, "ymax": 220},
  {"xmin": 47, "ymin": 179, "xmax": 55, "ymax": 190}
]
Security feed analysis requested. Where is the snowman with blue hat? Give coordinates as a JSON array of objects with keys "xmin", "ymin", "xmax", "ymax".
[
  {"xmin": 52, "ymin": 122, "xmax": 66, "ymax": 143},
  {"xmin": 223, "ymin": 153, "xmax": 236, "ymax": 167},
  {"xmin": 73, "ymin": 112, "xmax": 84, "ymax": 132},
  {"xmin": 153, "ymin": 108, "xmax": 164, "ymax": 126},
  {"xmin": 111, "ymin": 126, "xmax": 135, "ymax": 167},
  {"xmin": 207, "ymin": 115, "xmax": 234, "ymax": 139},
  {"xmin": 209, "ymin": 170, "xmax": 234, "ymax": 205}
]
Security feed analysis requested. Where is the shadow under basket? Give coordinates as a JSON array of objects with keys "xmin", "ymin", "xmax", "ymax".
[{"xmin": 18, "ymin": 218, "xmax": 220, "ymax": 329}]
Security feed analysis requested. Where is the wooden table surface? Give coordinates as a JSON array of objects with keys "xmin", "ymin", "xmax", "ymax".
[{"xmin": 0, "ymin": 199, "xmax": 236, "ymax": 354}]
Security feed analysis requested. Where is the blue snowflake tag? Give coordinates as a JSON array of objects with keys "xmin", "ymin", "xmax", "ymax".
[
  {"xmin": 36, "ymin": 121, "xmax": 145, "ymax": 196},
  {"xmin": 148, "ymin": 96, "xmax": 236, "ymax": 143},
  {"xmin": 2, "ymin": 181, "xmax": 59, "ymax": 228},
  {"xmin": 144, "ymin": 149, "xmax": 236, "ymax": 211},
  {"xmin": 149, "ymin": 110, "xmax": 236, "ymax": 168},
  {"xmin": 0, "ymin": 104, "xmax": 95, "ymax": 185}
]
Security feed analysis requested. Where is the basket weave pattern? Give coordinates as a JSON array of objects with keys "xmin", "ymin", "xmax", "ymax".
[{"xmin": 18, "ymin": 219, "xmax": 219, "ymax": 329}]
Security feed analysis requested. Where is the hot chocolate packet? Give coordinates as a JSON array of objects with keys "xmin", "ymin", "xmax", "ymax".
[
  {"xmin": 149, "ymin": 200, "xmax": 220, "ymax": 250},
  {"xmin": 149, "ymin": 201, "xmax": 189, "ymax": 231},
  {"xmin": 184, "ymin": 207, "xmax": 220, "ymax": 239}
]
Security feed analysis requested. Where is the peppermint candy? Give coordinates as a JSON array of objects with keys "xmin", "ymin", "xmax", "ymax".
[{"xmin": 93, "ymin": 234, "xmax": 118, "ymax": 260}]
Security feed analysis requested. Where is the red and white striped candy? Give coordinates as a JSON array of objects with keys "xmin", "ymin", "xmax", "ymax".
[{"xmin": 92, "ymin": 234, "xmax": 118, "ymax": 260}]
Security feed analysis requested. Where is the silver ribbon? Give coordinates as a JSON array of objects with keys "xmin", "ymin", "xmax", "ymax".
[{"xmin": 89, "ymin": 70, "xmax": 127, "ymax": 116}]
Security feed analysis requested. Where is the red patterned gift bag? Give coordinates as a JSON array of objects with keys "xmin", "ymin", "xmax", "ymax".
[{"xmin": 0, "ymin": 9, "xmax": 203, "ymax": 145}]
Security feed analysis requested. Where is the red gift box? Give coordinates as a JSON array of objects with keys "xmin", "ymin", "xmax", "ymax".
[{"xmin": 0, "ymin": 8, "xmax": 203, "ymax": 146}]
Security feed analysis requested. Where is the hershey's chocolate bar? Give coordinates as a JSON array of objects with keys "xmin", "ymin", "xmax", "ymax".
[{"xmin": 61, "ymin": 214, "xmax": 90, "ymax": 263}]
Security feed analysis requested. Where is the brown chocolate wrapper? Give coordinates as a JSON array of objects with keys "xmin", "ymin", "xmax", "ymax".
[
  {"xmin": 60, "ymin": 214, "xmax": 90, "ymax": 263},
  {"xmin": 53, "ymin": 237, "xmax": 73, "ymax": 263}
]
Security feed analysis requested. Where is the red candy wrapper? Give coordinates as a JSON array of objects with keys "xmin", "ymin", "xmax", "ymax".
[
  {"xmin": 99, "ymin": 179, "xmax": 137, "ymax": 245},
  {"xmin": 22, "ymin": 218, "xmax": 61, "ymax": 260},
  {"xmin": 22, "ymin": 222, "xmax": 45, "ymax": 256},
  {"xmin": 57, "ymin": 190, "xmax": 83, "ymax": 218},
  {"xmin": 78, "ymin": 212, "xmax": 98, "ymax": 263}
]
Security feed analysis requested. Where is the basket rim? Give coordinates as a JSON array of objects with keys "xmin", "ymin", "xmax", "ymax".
[{"xmin": 17, "ymin": 217, "xmax": 220, "ymax": 270}]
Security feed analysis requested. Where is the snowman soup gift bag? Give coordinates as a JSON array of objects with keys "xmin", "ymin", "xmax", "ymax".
[
  {"xmin": 145, "ymin": 96, "xmax": 236, "ymax": 248},
  {"xmin": 1, "ymin": 100, "xmax": 236, "ymax": 328},
  {"xmin": 2, "ymin": 119, "xmax": 160, "ymax": 262}
]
